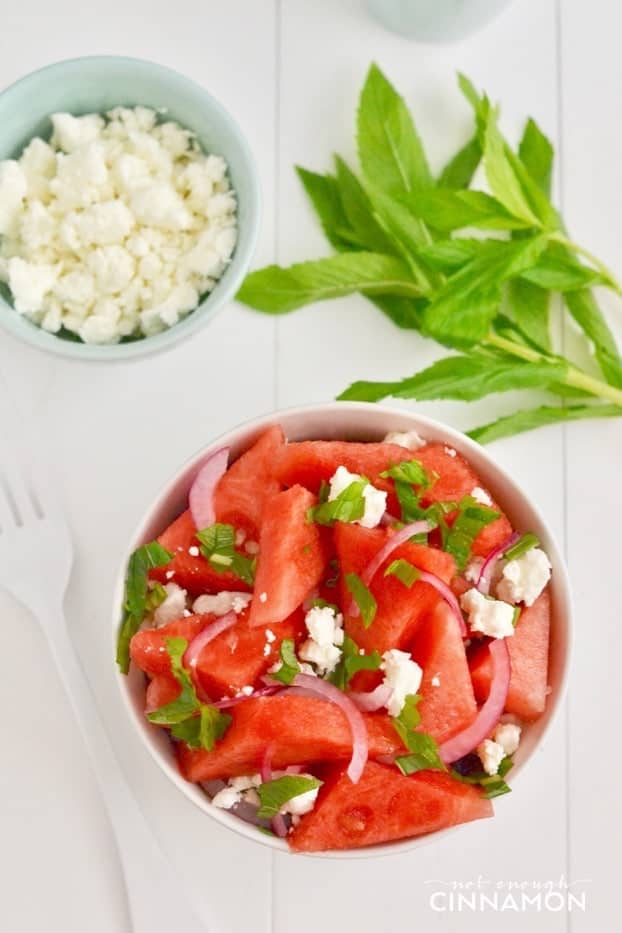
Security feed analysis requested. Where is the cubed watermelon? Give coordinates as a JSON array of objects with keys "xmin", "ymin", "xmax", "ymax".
[
  {"xmin": 410, "ymin": 603, "xmax": 477, "ymax": 743},
  {"xmin": 214, "ymin": 425, "xmax": 285, "ymax": 538},
  {"xmin": 335, "ymin": 523, "xmax": 456, "ymax": 657},
  {"xmin": 150, "ymin": 510, "xmax": 251, "ymax": 595},
  {"xmin": 289, "ymin": 761, "xmax": 492, "ymax": 852},
  {"xmin": 249, "ymin": 485, "xmax": 329, "ymax": 627},
  {"xmin": 145, "ymin": 674, "xmax": 180, "ymax": 713},
  {"xmin": 469, "ymin": 588, "xmax": 551, "ymax": 720},
  {"xmin": 272, "ymin": 440, "xmax": 412, "ymax": 496},
  {"xmin": 130, "ymin": 614, "xmax": 209, "ymax": 676},
  {"xmin": 176, "ymin": 695, "xmax": 401, "ymax": 781},
  {"xmin": 416, "ymin": 443, "xmax": 513, "ymax": 557}
]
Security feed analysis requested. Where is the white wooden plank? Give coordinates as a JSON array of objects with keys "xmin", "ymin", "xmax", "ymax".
[
  {"xmin": 274, "ymin": 1, "xmax": 568, "ymax": 930},
  {"xmin": 0, "ymin": 1, "xmax": 277, "ymax": 931},
  {"xmin": 558, "ymin": 1, "xmax": 622, "ymax": 927}
]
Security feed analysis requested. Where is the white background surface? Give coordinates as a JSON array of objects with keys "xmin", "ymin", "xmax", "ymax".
[{"xmin": 0, "ymin": 0, "xmax": 620, "ymax": 930}]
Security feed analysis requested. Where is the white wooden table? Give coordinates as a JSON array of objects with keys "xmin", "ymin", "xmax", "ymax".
[{"xmin": 0, "ymin": 1, "xmax": 619, "ymax": 930}]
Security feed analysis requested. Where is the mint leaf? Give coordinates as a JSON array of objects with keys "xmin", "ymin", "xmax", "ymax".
[
  {"xmin": 295, "ymin": 166, "xmax": 358, "ymax": 251},
  {"xmin": 171, "ymin": 705, "xmax": 232, "ymax": 750},
  {"xmin": 345, "ymin": 572, "xmax": 377, "ymax": 628},
  {"xmin": 483, "ymin": 109, "xmax": 542, "ymax": 227},
  {"xmin": 334, "ymin": 156, "xmax": 395, "ymax": 255},
  {"xmin": 309, "ymin": 479, "xmax": 368, "ymax": 526},
  {"xmin": 256, "ymin": 775, "xmax": 323, "ymax": 819},
  {"xmin": 368, "ymin": 294, "xmax": 424, "ymax": 330},
  {"xmin": 237, "ymin": 252, "xmax": 420, "ymax": 314},
  {"xmin": 116, "ymin": 541, "xmax": 173, "ymax": 674},
  {"xmin": 391, "ymin": 693, "xmax": 423, "ymax": 743},
  {"xmin": 564, "ymin": 289, "xmax": 622, "ymax": 388},
  {"xmin": 329, "ymin": 635, "xmax": 382, "ymax": 690},
  {"xmin": 505, "ymin": 277, "xmax": 551, "ymax": 352},
  {"xmin": 196, "ymin": 523, "xmax": 255, "ymax": 585},
  {"xmin": 422, "ymin": 235, "xmax": 548, "ymax": 347},
  {"xmin": 384, "ymin": 558, "xmax": 420, "ymax": 588},
  {"xmin": 145, "ymin": 581, "xmax": 168, "ymax": 613},
  {"xmin": 363, "ymin": 183, "xmax": 436, "ymax": 290},
  {"xmin": 504, "ymin": 532, "xmax": 540, "ymax": 561},
  {"xmin": 395, "ymin": 732, "xmax": 446, "ymax": 774},
  {"xmin": 340, "ymin": 352, "xmax": 566, "ymax": 404},
  {"xmin": 412, "ymin": 189, "xmax": 531, "ymax": 233},
  {"xmin": 357, "ymin": 63, "xmax": 432, "ymax": 198},
  {"xmin": 518, "ymin": 118, "xmax": 554, "ymax": 196},
  {"xmin": 468, "ymin": 402, "xmax": 622, "ymax": 443},
  {"xmin": 270, "ymin": 638, "xmax": 301, "ymax": 685},
  {"xmin": 444, "ymin": 496, "xmax": 499, "ymax": 570},
  {"xmin": 521, "ymin": 252, "xmax": 605, "ymax": 291},
  {"xmin": 438, "ymin": 133, "xmax": 482, "ymax": 189},
  {"xmin": 451, "ymin": 754, "xmax": 512, "ymax": 798},
  {"xmin": 380, "ymin": 458, "xmax": 430, "ymax": 486}
]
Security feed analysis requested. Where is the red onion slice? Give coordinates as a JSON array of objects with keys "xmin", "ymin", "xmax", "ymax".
[
  {"xmin": 291, "ymin": 673, "xmax": 368, "ymax": 783},
  {"xmin": 439, "ymin": 638, "xmax": 511, "ymax": 764},
  {"xmin": 183, "ymin": 611, "xmax": 237, "ymax": 683},
  {"xmin": 476, "ymin": 531, "xmax": 521, "ymax": 595},
  {"xmin": 189, "ymin": 447, "xmax": 230, "ymax": 530},
  {"xmin": 348, "ymin": 683, "xmax": 393, "ymax": 712},
  {"xmin": 417, "ymin": 570, "xmax": 467, "ymax": 637}
]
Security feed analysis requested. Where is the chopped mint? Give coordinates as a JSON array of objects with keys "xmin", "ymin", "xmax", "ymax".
[
  {"xmin": 384, "ymin": 558, "xmax": 420, "ymax": 588},
  {"xmin": 391, "ymin": 693, "xmax": 423, "ymax": 741},
  {"xmin": 256, "ymin": 775, "xmax": 323, "ymax": 819},
  {"xmin": 345, "ymin": 572, "xmax": 377, "ymax": 628},
  {"xmin": 318, "ymin": 479, "xmax": 330, "ymax": 503},
  {"xmin": 147, "ymin": 637, "xmax": 231, "ymax": 751},
  {"xmin": 444, "ymin": 496, "xmax": 500, "ymax": 570},
  {"xmin": 308, "ymin": 478, "xmax": 368, "ymax": 526},
  {"xmin": 270, "ymin": 638, "xmax": 301, "ymax": 685},
  {"xmin": 329, "ymin": 635, "xmax": 382, "ymax": 690},
  {"xmin": 145, "ymin": 581, "xmax": 168, "ymax": 613},
  {"xmin": 504, "ymin": 532, "xmax": 540, "ymax": 561},
  {"xmin": 451, "ymin": 753, "xmax": 513, "ymax": 799},
  {"xmin": 116, "ymin": 540, "xmax": 173, "ymax": 674},
  {"xmin": 380, "ymin": 458, "xmax": 432, "ymax": 488},
  {"xmin": 196, "ymin": 522, "xmax": 256, "ymax": 585},
  {"xmin": 391, "ymin": 694, "xmax": 446, "ymax": 772},
  {"xmin": 512, "ymin": 606, "xmax": 522, "ymax": 626}
]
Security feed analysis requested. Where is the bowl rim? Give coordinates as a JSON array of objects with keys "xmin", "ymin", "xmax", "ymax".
[
  {"xmin": 112, "ymin": 401, "xmax": 573, "ymax": 858},
  {"xmin": 0, "ymin": 54, "xmax": 261, "ymax": 362}
]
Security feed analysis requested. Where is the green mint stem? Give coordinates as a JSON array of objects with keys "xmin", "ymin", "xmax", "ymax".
[
  {"xmin": 550, "ymin": 233, "xmax": 622, "ymax": 295},
  {"xmin": 487, "ymin": 333, "xmax": 622, "ymax": 407}
]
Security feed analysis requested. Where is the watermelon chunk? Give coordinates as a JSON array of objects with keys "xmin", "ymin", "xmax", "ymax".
[
  {"xmin": 289, "ymin": 761, "xmax": 492, "ymax": 852},
  {"xmin": 146, "ymin": 674, "xmax": 180, "ymax": 713},
  {"xmin": 335, "ymin": 523, "xmax": 456, "ymax": 657},
  {"xmin": 214, "ymin": 425, "xmax": 285, "ymax": 538},
  {"xmin": 176, "ymin": 695, "xmax": 401, "ymax": 782},
  {"xmin": 249, "ymin": 485, "xmax": 329, "ymax": 627},
  {"xmin": 273, "ymin": 440, "xmax": 412, "ymax": 497},
  {"xmin": 130, "ymin": 614, "xmax": 209, "ymax": 675},
  {"xmin": 149, "ymin": 510, "xmax": 251, "ymax": 596},
  {"xmin": 416, "ymin": 443, "xmax": 513, "ymax": 558},
  {"xmin": 410, "ymin": 603, "xmax": 477, "ymax": 743},
  {"xmin": 469, "ymin": 588, "xmax": 551, "ymax": 720}
]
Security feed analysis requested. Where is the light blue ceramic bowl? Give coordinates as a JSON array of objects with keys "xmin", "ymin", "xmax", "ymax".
[{"xmin": 0, "ymin": 56, "xmax": 261, "ymax": 361}]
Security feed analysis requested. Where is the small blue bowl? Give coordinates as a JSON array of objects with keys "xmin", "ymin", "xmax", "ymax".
[{"xmin": 0, "ymin": 56, "xmax": 261, "ymax": 361}]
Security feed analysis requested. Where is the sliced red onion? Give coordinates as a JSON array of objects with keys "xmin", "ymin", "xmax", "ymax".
[
  {"xmin": 291, "ymin": 674, "xmax": 368, "ymax": 783},
  {"xmin": 476, "ymin": 532, "xmax": 521, "ymax": 595},
  {"xmin": 189, "ymin": 447, "xmax": 230, "ymax": 530},
  {"xmin": 439, "ymin": 638, "xmax": 511, "ymax": 765},
  {"xmin": 183, "ymin": 611, "xmax": 237, "ymax": 687},
  {"xmin": 417, "ymin": 570, "xmax": 467, "ymax": 637},
  {"xmin": 380, "ymin": 511, "xmax": 400, "ymax": 527},
  {"xmin": 348, "ymin": 683, "xmax": 393, "ymax": 712},
  {"xmin": 214, "ymin": 684, "xmax": 282, "ymax": 709}
]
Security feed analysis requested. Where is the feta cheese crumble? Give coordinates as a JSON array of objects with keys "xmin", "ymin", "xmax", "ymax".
[
  {"xmin": 299, "ymin": 605, "xmax": 345, "ymax": 675},
  {"xmin": 471, "ymin": 486, "xmax": 493, "ymax": 506},
  {"xmin": 494, "ymin": 722, "xmax": 521, "ymax": 756},
  {"xmin": 192, "ymin": 591, "xmax": 251, "ymax": 616},
  {"xmin": 477, "ymin": 738, "xmax": 506, "ymax": 776},
  {"xmin": 460, "ymin": 588, "xmax": 515, "ymax": 639},
  {"xmin": 383, "ymin": 429, "xmax": 426, "ymax": 450},
  {"xmin": 153, "ymin": 582, "xmax": 187, "ymax": 626},
  {"xmin": 328, "ymin": 465, "xmax": 387, "ymax": 529},
  {"xmin": 0, "ymin": 108, "xmax": 237, "ymax": 343},
  {"xmin": 381, "ymin": 649, "xmax": 423, "ymax": 717},
  {"xmin": 211, "ymin": 773, "xmax": 262, "ymax": 810},
  {"xmin": 496, "ymin": 547, "xmax": 552, "ymax": 607}
]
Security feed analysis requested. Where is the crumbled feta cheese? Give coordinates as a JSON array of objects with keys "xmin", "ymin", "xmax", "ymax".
[
  {"xmin": 192, "ymin": 591, "xmax": 251, "ymax": 616},
  {"xmin": 471, "ymin": 486, "xmax": 493, "ymax": 506},
  {"xmin": 265, "ymin": 629, "xmax": 276, "ymax": 644},
  {"xmin": 464, "ymin": 556, "xmax": 484, "ymax": 585},
  {"xmin": 234, "ymin": 528, "xmax": 246, "ymax": 547},
  {"xmin": 236, "ymin": 685, "xmax": 254, "ymax": 697},
  {"xmin": 229, "ymin": 773, "xmax": 261, "ymax": 792},
  {"xmin": 259, "ymin": 592, "xmax": 268, "ymax": 603},
  {"xmin": 444, "ymin": 446, "xmax": 457, "ymax": 458},
  {"xmin": 165, "ymin": 570, "xmax": 175, "ymax": 580},
  {"xmin": 383, "ymin": 429, "xmax": 426, "ymax": 450},
  {"xmin": 281, "ymin": 776, "xmax": 319, "ymax": 816},
  {"xmin": 496, "ymin": 547, "xmax": 552, "ymax": 607},
  {"xmin": 328, "ymin": 465, "xmax": 387, "ymax": 529},
  {"xmin": 0, "ymin": 107, "xmax": 238, "ymax": 344},
  {"xmin": 299, "ymin": 605, "xmax": 344, "ymax": 675},
  {"xmin": 460, "ymin": 588, "xmax": 515, "ymax": 639},
  {"xmin": 188, "ymin": 545, "xmax": 199, "ymax": 557},
  {"xmin": 477, "ymin": 738, "xmax": 506, "ymax": 776},
  {"xmin": 431, "ymin": 675, "xmax": 441, "ymax": 687},
  {"xmin": 210, "ymin": 786, "xmax": 241, "ymax": 810},
  {"xmin": 153, "ymin": 583, "xmax": 188, "ymax": 626},
  {"xmin": 263, "ymin": 644, "xmax": 271, "ymax": 657},
  {"xmin": 381, "ymin": 649, "xmax": 423, "ymax": 717},
  {"xmin": 493, "ymin": 722, "xmax": 521, "ymax": 756}
]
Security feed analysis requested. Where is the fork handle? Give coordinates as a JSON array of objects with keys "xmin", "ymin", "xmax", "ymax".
[{"xmin": 42, "ymin": 604, "xmax": 215, "ymax": 933}]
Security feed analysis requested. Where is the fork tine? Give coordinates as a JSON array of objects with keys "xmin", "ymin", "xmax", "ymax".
[
  {"xmin": 0, "ymin": 374, "xmax": 47, "ymax": 525},
  {"xmin": 0, "ymin": 450, "xmax": 41, "ymax": 525}
]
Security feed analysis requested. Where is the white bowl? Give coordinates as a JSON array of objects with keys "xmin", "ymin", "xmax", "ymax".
[{"xmin": 113, "ymin": 402, "xmax": 572, "ymax": 858}]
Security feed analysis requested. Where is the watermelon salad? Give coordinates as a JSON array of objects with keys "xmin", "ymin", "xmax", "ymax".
[{"xmin": 116, "ymin": 424, "xmax": 553, "ymax": 853}]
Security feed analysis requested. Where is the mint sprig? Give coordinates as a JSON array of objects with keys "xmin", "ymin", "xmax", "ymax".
[
  {"xmin": 308, "ymin": 478, "xmax": 368, "ymax": 526},
  {"xmin": 391, "ymin": 694, "xmax": 445, "ymax": 774},
  {"xmin": 344, "ymin": 572, "xmax": 377, "ymax": 628},
  {"xmin": 238, "ymin": 64, "xmax": 622, "ymax": 441},
  {"xmin": 256, "ymin": 775, "xmax": 323, "ymax": 820},
  {"xmin": 196, "ymin": 523, "xmax": 256, "ymax": 586},
  {"xmin": 329, "ymin": 635, "xmax": 382, "ymax": 690},
  {"xmin": 116, "ymin": 541, "xmax": 173, "ymax": 674}
]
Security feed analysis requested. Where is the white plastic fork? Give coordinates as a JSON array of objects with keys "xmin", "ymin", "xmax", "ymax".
[{"xmin": 0, "ymin": 396, "xmax": 214, "ymax": 933}]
